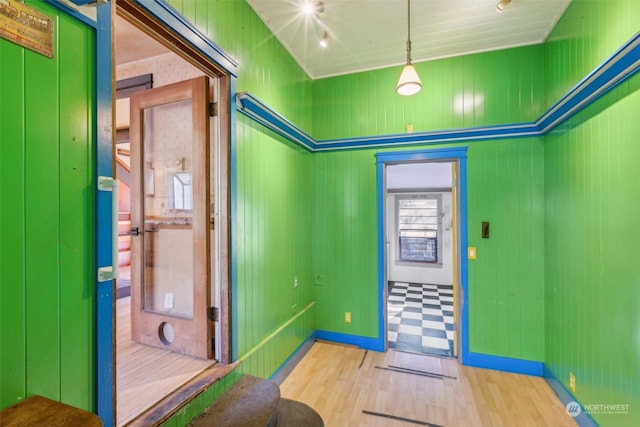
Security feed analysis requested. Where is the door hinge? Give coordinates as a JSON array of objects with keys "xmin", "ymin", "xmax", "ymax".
[
  {"xmin": 97, "ymin": 176, "xmax": 117, "ymax": 192},
  {"xmin": 208, "ymin": 306, "xmax": 219, "ymax": 322},
  {"xmin": 209, "ymin": 102, "xmax": 218, "ymax": 117},
  {"xmin": 97, "ymin": 266, "xmax": 115, "ymax": 282}
]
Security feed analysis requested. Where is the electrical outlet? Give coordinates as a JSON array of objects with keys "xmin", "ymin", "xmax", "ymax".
[
  {"xmin": 164, "ymin": 293, "xmax": 174, "ymax": 309},
  {"xmin": 344, "ymin": 312, "xmax": 352, "ymax": 323},
  {"xmin": 569, "ymin": 373, "xmax": 576, "ymax": 392},
  {"xmin": 294, "ymin": 276, "xmax": 298, "ymax": 288}
]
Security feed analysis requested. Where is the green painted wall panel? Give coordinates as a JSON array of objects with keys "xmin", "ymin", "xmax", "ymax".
[
  {"xmin": 544, "ymin": 1, "xmax": 640, "ymax": 424},
  {"xmin": 0, "ymin": 1, "xmax": 95, "ymax": 412},
  {"xmin": 58, "ymin": 12, "xmax": 95, "ymax": 410},
  {"xmin": 24, "ymin": 12, "xmax": 62, "ymax": 401},
  {"xmin": 311, "ymin": 44, "xmax": 546, "ymax": 140},
  {"xmin": 545, "ymin": 81, "xmax": 640, "ymax": 425},
  {"xmin": 312, "ymin": 138, "xmax": 545, "ymax": 361},
  {"xmin": 544, "ymin": 0, "xmax": 640, "ymax": 111},
  {"xmin": 0, "ymin": 34, "xmax": 27, "ymax": 409}
]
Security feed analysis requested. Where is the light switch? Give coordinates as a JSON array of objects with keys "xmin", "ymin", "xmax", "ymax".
[{"xmin": 468, "ymin": 247, "xmax": 477, "ymax": 260}]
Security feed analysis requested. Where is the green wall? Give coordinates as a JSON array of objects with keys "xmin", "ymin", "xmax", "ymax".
[
  {"xmin": 543, "ymin": 0, "xmax": 640, "ymax": 425},
  {"xmin": 311, "ymin": 137, "xmax": 545, "ymax": 361},
  {"xmin": 167, "ymin": 0, "xmax": 316, "ymax": 378},
  {"xmin": 310, "ymin": 45, "xmax": 547, "ymax": 362},
  {"xmin": 311, "ymin": 44, "xmax": 545, "ymax": 139},
  {"xmin": 0, "ymin": 1, "xmax": 95, "ymax": 412}
]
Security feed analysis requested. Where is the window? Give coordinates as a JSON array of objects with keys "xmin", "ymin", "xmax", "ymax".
[{"xmin": 397, "ymin": 195, "xmax": 441, "ymax": 263}]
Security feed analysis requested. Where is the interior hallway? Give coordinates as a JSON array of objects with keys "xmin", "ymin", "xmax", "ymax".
[{"xmin": 280, "ymin": 342, "xmax": 576, "ymax": 427}]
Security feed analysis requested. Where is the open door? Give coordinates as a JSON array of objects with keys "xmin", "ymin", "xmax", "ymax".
[{"xmin": 129, "ymin": 76, "xmax": 214, "ymax": 359}]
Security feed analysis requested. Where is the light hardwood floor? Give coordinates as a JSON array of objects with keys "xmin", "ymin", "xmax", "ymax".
[
  {"xmin": 116, "ymin": 296, "xmax": 214, "ymax": 426},
  {"xmin": 280, "ymin": 342, "xmax": 576, "ymax": 427}
]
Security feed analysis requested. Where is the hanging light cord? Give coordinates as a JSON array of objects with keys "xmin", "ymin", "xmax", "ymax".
[{"xmin": 406, "ymin": 0, "xmax": 412, "ymax": 64}]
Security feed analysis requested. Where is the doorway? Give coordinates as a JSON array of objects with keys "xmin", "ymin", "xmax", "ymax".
[
  {"xmin": 375, "ymin": 148, "xmax": 469, "ymax": 361},
  {"xmin": 112, "ymin": 6, "xmax": 231, "ymax": 425}
]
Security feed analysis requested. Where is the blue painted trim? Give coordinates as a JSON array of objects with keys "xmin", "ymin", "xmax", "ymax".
[
  {"xmin": 236, "ymin": 92, "xmax": 316, "ymax": 151},
  {"xmin": 234, "ymin": 32, "xmax": 640, "ymax": 152},
  {"xmin": 375, "ymin": 147, "xmax": 468, "ymax": 361},
  {"xmin": 135, "ymin": 0, "xmax": 239, "ymax": 77},
  {"xmin": 270, "ymin": 332, "xmax": 316, "ymax": 384},
  {"xmin": 466, "ymin": 352, "xmax": 543, "ymax": 377},
  {"xmin": 537, "ymin": 32, "xmax": 640, "ymax": 133},
  {"xmin": 543, "ymin": 366, "xmax": 599, "ymax": 427},
  {"xmin": 315, "ymin": 331, "xmax": 385, "ymax": 351},
  {"xmin": 315, "ymin": 123, "xmax": 539, "ymax": 151},
  {"xmin": 45, "ymin": 0, "xmax": 98, "ymax": 28},
  {"xmin": 95, "ymin": 3, "xmax": 114, "ymax": 426}
]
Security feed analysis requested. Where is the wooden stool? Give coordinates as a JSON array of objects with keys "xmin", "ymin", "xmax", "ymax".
[{"xmin": 0, "ymin": 395, "xmax": 102, "ymax": 426}]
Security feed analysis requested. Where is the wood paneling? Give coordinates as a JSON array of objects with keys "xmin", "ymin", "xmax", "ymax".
[
  {"xmin": 0, "ymin": 1, "xmax": 95, "ymax": 412},
  {"xmin": 543, "ymin": 2, "xmax": 640, "ymax": 425}
]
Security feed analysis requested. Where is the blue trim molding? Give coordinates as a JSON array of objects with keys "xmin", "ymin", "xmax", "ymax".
[
  {"xmin": 235, "ymin": 32, "xmax": 640, "ymax": 152},
  {"xmin": 537, "ymin": 31, "xmax": 640, "ymax": 132},
  {"xmin": 376, "ymin": 148, "xmax": 469, "ymax": 362},
  {"xmin": 95, "ymin": 3, "xmax": 114, "ymax": 425},
  {"xmin": 466, "ymin": 352, "xmax": 543, "ymax": 377},
  {"xmin": 543, "ymin": 366, "xmax": 599, "ymax": 427},
  {"xmin": 236, "ymin": 92, "xmax": 315, "ymax": 151},
  {"xmin": 270, "ymin": 332, "xmax": 316, "ymax": 384},
  {"xmin": 46, "ymin": 0, "xmax": 98, "ymax": 28},
  {"xmin": 315, "ymin": 331, "xmax": 385, "ymax": 351},
  {"xmin": 135, "ymin": 0, "xmax": 239, "ymax": 76}
]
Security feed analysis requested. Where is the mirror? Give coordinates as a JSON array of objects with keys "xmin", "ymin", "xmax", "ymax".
[{"xmin": 168, "ymin": 171, "xmax": 192, "ymax": 211}]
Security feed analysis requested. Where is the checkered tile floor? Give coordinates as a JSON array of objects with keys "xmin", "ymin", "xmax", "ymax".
[{"xmin": 387, "ymin": 281, "xmax": 455, "ymax": 357}]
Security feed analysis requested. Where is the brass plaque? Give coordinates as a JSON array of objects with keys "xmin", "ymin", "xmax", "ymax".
[{"xmin": 0, "ymin": 0, "xmax": 54, "ymax": 58}]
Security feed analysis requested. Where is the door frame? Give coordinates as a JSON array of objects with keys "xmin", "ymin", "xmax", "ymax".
[
  {"xmin": 375, "ymin": 147, "xmax": 469, "ymax": 362},
  {"xmin": 94, "ymin": 1, "xmax": 239, "ymax": 424}
]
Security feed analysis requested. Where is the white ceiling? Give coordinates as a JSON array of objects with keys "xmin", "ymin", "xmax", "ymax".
[
  {"xmin": 246, "ymin": 0, "xmax": 572, "ymax": 79},
  {"xmin": 112, "ymin": 1, "xmax": 571, "ymax": 77}
]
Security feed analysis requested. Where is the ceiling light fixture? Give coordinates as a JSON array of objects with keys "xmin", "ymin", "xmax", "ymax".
[
  {"xmin": 495, "ymin": 0, "xmax": 512, "ymax": 13},
  {"xmin": 319, "ymin": 30, "xmax": 329, "ymax": 48},
  {"xmin": 302, "ymin": 0, "xmax": 324, "ymax": 17},
  {"xmin": 396, "ymin": 0, "xmax": 422, "ymax": 96}
]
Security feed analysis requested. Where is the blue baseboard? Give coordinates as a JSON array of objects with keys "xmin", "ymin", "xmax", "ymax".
[
  {"xmin": 269, "ymin": 332, "xmax": 316, "ymax": 385},
  {"xmin": 315, "ymin": 330, "xmax": 384, "ymax": 351},
  {"xmin": 466, "ymin": 352, "xmax": 544, "ymax": 376},
  {"xmin": 543, "ymin": 366, "xmax": 599, "ymax": 427}
]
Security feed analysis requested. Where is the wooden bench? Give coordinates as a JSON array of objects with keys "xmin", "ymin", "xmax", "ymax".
[{"xmin": 0, "ymin": 395, "xmax": 102, "ymax": 427}]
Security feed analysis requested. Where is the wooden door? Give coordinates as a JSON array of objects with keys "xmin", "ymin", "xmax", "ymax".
[{"xmin": 129, "ymin": 76, "xmax": 213, "ymax": 359}]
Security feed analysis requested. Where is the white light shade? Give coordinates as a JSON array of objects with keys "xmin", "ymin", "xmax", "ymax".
[
  {"xmin": 496, "ymin": 0, "xmax": 512, "ymax": 12},
  {"xmin": 396, "ymin": 63, "xmax": 422, "ymax": 96}
]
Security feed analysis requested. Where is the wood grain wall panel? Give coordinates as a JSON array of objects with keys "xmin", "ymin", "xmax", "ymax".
[
  {"xmin": 0, "ymin": 1, "xmax": 95, "ymax": 412},
  {"xmin": 544, "ymin": 77, "xmax": 640, "ymax": 426},
  {"xmin": 0, "ymin": 35, "xmax": 27, "ymax": 410},
  {"xmin": 544, "ymin": 1, "xmax": 640, "ymax": 424},
  {"xmin": 311, "ymin": 44, "xmax": 545, "ymax": 141}
]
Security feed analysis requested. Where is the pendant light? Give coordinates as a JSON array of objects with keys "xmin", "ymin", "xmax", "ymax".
[{"xmin": 396, "ymin": 0, "xmax": 422, "ymax": 96}]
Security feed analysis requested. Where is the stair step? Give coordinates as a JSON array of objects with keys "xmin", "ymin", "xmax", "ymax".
[
  {"xmin": 118, "ymin": 250, "xmax": 131, "ymax": 267},
  {"xmin": 188, "ymin": 375, "xmax": 280, "ymax": 427},
  {"xmin": 274, "ymin": 398, "xmax": 324, "ymax": 427},
  {"xmin": 118, "ymin": 236, "xmax": 131, "ymax": 251}
]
